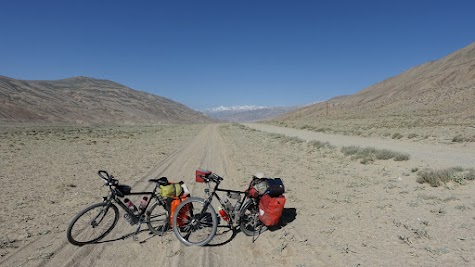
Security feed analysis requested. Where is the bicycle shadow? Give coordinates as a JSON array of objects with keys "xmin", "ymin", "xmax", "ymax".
[
  {"xmin": 92, "ymin": 228, "xmax": 158, "ymax": 245},
  {"xmin": 206, "ymin": 207, "xmax": 297, "ymax": 247},
  {"xmin": 275, "ymin": 207, "xmax": 297, "ymax": 228},
  {"xmin": 205, "ymin": 225, "xmax": 238, "ymax": 247},
  {"xmin": 89, "ymin": 208, "xmax": 298, "ymax": 247}
]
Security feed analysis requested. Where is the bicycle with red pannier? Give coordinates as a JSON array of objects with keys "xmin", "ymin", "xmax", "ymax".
[{"xmin": 171, "ymin": 169, "xmax": 286, "ymax": 246}]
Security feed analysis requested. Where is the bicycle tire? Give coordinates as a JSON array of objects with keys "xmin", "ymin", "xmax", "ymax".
[
  {"xmin": 146, "ymin": 201, "xmax": 169, "ymax": 236},
  {"xmin": 240, "ymin": 199, "xmax": 267, "ymax": 236},
  {"xmin": 172, "ymin": 197, "xmax": 218, "ymax": 246},
  {"xmin": 67, "ymin": 202, "xmax": 119, "ymax": 246}
]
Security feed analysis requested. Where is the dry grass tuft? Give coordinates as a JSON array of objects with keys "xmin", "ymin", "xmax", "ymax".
[
  {"xmin": 452, "ymin": 134, "xmax": 475, "ymax": 143},
  {"xmin": 307, "ymin": 140, "xmax": 335, "ymax": 150},
  {"xmin": 341, "ymin": 145, "xmax": 410, "ymax": 164},
  {"xmin": 392, "ymin": 133, "xmax": 404, "ymax": 139},
  {"xmin": 416, "ymin": 167, "xmax": 475, "ymax": 187}
]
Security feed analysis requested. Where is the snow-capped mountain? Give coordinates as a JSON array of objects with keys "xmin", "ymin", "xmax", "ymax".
[
  {"xmin": 206, "ymin": 105, "xmax": 267, "ymax": 112},
  {"xmin": 203, "ymin": 105, "xmax": 298, "ymax": 122}
]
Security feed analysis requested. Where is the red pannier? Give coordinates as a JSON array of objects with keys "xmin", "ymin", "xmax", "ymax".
[
  {"xmin": 169, "ymin": 196, "xmax": 190, "ymax": 226},
  {"xmin": 258, "ymin": 194, "xmax": 286, "ymax": 226}
]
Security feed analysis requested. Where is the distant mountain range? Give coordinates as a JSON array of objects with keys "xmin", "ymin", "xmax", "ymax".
[
  {"xmin": 204, "ymin": 105, "xmax": 298, "ymax": 122},
  {"xmin": 0, "ymin": 76, "xmax": 213, "ymax": 125},
  {"xmin": 276, "ymin": 42, "xmax": 475, "ymax": 127}
]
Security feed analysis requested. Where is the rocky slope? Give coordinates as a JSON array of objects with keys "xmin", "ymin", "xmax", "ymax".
[
  {"xmin": 0, "ymin": 76, "xmax": 213, "ymax": 125},
  {"xmin": 276, "ymin": 42, "xmax": 475, "ymax": 129}
]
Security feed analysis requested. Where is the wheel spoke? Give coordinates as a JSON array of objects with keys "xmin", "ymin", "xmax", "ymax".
[
  {"xmin": 146, "ymin": 201, "xmax": 169, "ymax": 236},
  {"xmin": 67, "ymin": 203, "xmax": 119, "ymax": 246},
  {"xmin": 172, "ymin": 197, "xmax": 218, "ymax": 246},
  {"xmin": 240, "ymin": 200, "xmax": 266, "ymax": 236}
]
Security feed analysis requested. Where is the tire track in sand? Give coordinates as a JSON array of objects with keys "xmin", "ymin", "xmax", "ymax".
[
  {"xmin": 0, "ymin": 125, "xmax": 208, "ymax": 267},
  {"xmin": 1, "ymin": 124, "xmax": 330, "ymax": 267}
]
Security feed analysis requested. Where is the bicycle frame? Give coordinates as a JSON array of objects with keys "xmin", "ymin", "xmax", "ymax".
[
  {"xmin": 102, "ymin": 178, "xmax": 168, "ymax": 238},
  {"xmin": 202, "ymin": 179, "xmax": 251, "ymax": 227}
]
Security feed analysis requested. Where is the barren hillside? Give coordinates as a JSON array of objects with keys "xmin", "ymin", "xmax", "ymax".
[
  {"xmin": 275, "ymin": 42, "xmax": 475, "ymax": 134},
  {"xmin": 0, "ymin": 76, "xmax": 213, "ymax": 125}
]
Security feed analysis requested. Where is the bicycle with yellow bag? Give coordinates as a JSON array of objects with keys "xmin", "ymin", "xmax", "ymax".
[{"xmin": 66, "ymin": 171, "xmax": 186, "ymax": 246}]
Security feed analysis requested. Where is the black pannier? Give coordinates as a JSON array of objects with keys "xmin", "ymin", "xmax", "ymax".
[{"xmin": 266, "ymin": 178, "xmax": 285, "ymax": 197}]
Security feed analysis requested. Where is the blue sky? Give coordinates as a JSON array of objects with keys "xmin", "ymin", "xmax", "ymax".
[{"xmin": 1, "ymin": 1, "xmax": 474, "ymax": 110}]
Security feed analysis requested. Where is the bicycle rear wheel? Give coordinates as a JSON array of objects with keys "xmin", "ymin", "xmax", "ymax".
[
  {"xmin": 67, "ymin": 202, "xmax": 119, "ymax": 246},
  {"xmin": 172, "ymin": 197, "xmax": 218, "ymax": 246},
  {"xmin": 240, "ymin": 199, "xmax": 267, "ymax": 236},
  {"xmin": 146, "ymin": 201, "xmax": 169, "ymax": 236}
]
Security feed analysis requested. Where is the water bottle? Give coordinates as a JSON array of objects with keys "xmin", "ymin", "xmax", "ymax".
[
  {"xmin": 124, "ymin": 198, "xmax": 138, "ymax": 213},
  {"xmin": 233, "ymin": 199, "xmax": 242, "ymax": 223},
  {"xmin": 218, "ymin": 206, "xmax": 229, "ymax": 222},
  {"xmin": 124, "ymin": 198, "xmax": 138, "ymax": 225},
  {"xmin": 138, "ymin": 196, "xmax": 148, "ymax": 211},
  {"xmin": 223, "ymin": 198, "xmax": 233, "ymax": 213}
]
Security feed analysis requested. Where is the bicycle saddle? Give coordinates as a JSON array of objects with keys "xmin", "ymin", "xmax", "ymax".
[{"xmin": 148, "ymin": 176, "xmax": 169, "ymax": 186}]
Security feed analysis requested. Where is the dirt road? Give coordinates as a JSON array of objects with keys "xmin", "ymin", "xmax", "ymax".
[
  {"xmin": 244, "ymin": 123, "xmax": 475, "ymax": 169},
  {"xmin": 0, "ymin": 124, "xmax": 328, "ymax": 267},
  {"xmin": 2, "ymin": 123, "xmax": 474, "ymax": 267}
]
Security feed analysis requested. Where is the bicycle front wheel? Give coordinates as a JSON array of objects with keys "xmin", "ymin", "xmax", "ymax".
[
  {"xmin": 172, "ymin": 197, "xmax": 218, "ymax": 246},
  {"xmin": 240, "ymin": 199, "xmax": 267, "ymax": 236},
  {"xmin": 146, "ymin": 201, "xmax": 169, "ymax": 236},
  {"xmin": 67, "ymin": 202, "xmax": 119, "ymax": 246}
]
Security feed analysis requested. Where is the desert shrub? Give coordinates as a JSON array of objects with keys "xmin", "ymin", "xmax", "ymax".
[
  {"xmin": 307, "ymin": 140, "xmax": 334, "ymax": 150},
  {"xmin": 298, "ymin": 125, "xmax": 330, "ymax": 133},
  {"xmin": 417, "ymin": 167, "xmax": 475, "ymax": 187},
  {"xmin": 360, "ymin": 157, "xmax": 374, "ymax": 164},
  {"xmin": 356, "ymin": 147, "xmax": 376, "ymax": 159},
  {"xmin": 392, "ymin": 133, "xmax": 403, "ymax": 139},
  {"xmin": 408, "ymin": 133, "xmax": 418, "ymax": 139},
  {"xmin": 341, "ymin": 146, "xmax": 409, "ymax": 163},
  {"xmin": 316, "ymin": 127, "xmax": 331, "ymax": 132},
  {"xmin": 375, "ymin": 149, "xmax": 398, "ymax": 160},
  {"xmin": 452, "ymin": 134, "xmax": 465, "ymax": 142},
  {"xmin": 452, "ymin": 134, "xmax": 475, "ymax": 143},
  {"xmin": 269, "ymin": 133, "xmax": 285, "ymax": 139},
  {"xmin": 394, "ymin": 153, "xmax": 410, "ymax": 161},
  {"xmin": 466, "ymin": 169, "xmax": 475, "ymax": 180},
  {"xmin": 417, "ymin": 169, "xmax": 450, "ymax": 187},
  {"xmin": 300, "ymin": 125, "xmax": 313, "ymax": 130},
  {"xmin": 284, "ymin": 136, "xmax": 304, "ymax": 144},
  {"xmin": 341, "ymin": 146, "xmax": 360, "ymax": 156}
]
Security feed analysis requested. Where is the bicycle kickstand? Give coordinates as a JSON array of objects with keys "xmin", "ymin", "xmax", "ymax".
[
  {"xmin": 252, "ymin": 217, "xmax": 259, "ymax": 243},
  {"xmin": 133, "ymin": 223, "xmax": 142, "ymax": 241}
]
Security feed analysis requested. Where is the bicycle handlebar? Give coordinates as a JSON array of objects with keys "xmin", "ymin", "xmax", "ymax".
[
  {"xmin": 98, "ymin": 170, "xmax": 118, "ymax": 186},
  {"xmin": 98, "ymin": 170, "xmax": 109, "ymax": 180},
  {"xmin": 208, "ymin": 173, "xmax": 223, "ymax": 183}
]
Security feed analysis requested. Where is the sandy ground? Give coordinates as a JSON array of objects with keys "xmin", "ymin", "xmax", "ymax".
[
  {"xmin": 1, "ymin": 123, "xmax": 474, "ymax": 267},
  {"xmin": 244, "ymin": 123, "xmax": 475, "ymax": 169}
]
